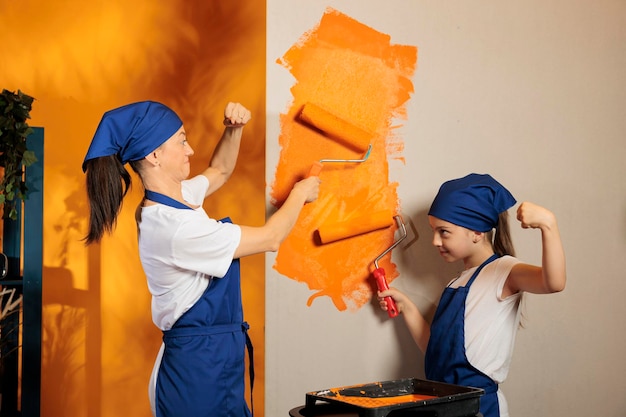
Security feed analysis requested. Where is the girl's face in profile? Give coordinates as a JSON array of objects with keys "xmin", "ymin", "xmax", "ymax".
[{"xmin": 428, "ymin": 216, "xmax": 476, "ymax": 263}]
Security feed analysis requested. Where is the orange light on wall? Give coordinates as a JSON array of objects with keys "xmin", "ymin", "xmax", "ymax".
[{"xmin": 1, "ymin": 1, "xmax": 266, "ymax": 416}]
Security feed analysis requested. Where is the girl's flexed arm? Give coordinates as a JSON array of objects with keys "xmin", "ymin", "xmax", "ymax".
[{"xmin": 505, "ymin": 202, "xmax": 566, "ymax": 296}]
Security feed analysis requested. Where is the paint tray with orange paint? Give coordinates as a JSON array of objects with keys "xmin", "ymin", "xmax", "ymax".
[{"xmin": 304, "ymin": 378, "xmax": 484, "ymax": 417}]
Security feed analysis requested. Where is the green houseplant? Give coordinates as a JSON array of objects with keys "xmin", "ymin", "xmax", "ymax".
[
  {"xmin": 0, "ymin": 89, "xmax": 37, "ymax": 220},
  {"xmin": 0, "ymin": 89, "xmax": 33, "ymax": 416}
]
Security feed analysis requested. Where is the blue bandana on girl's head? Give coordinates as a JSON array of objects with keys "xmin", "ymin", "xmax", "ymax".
[
  {"xmin": 82, "ymin": 101, "xmax": 183, "ymax": 172},
  {"xmin": 428, "ymin": 173, "xmax": 516, "ymax": 232}
]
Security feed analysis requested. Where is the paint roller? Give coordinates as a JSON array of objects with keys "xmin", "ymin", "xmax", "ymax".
[
  {"xmin": 299, "ymin": 102, "xmax": 373, "ymax": 177},
  {"xmin": 317, "ymin": 209, "xmax": 394, "ymax": 245},
  {"xmin": 372, "ymin": 215, "xmax": 407, "ymax": 318}
]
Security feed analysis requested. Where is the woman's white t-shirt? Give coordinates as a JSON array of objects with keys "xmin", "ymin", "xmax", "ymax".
[{"xmin": 138, "ymin": 175, "xmax": 241, "ymax": 331}]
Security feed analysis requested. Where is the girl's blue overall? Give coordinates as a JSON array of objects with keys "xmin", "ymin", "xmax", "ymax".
[
  {"xmin": 425, "ymin": 254, "xmax": 499, "ymax": 417},
  {"xmin": 146, "ymin": 191, "xmax": 253, "ymax": 417}
]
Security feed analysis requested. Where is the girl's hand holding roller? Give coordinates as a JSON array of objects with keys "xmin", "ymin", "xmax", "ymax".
[
  {"xmin": 378, "ymin": 287, "xmax": 430, "ymax": 352},
  {"xmin": 378, "ymin": 288, "xmax": 404, "ymax": 313},
  {"xmin": 378, "ymin": 288, "xmax": 415, "ymax": 316}
]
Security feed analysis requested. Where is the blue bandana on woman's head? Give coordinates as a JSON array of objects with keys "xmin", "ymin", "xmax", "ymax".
[
  {"xmin": 428, "ymin": 173, "xmax": 516, "ymax": 232},
  {"xmin": 82, "ymin": 101, "xmax": 183, "ymax": 172}
]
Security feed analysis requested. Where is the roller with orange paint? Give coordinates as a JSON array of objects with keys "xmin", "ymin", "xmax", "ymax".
[
  {"xmin": 317, "ymin": 209, "xmax": 394, "ymax": 244},
  {"xmin": 300, "ymin": 102, "xmax": 373, "ymax": 177},
  {"xmin": 372, "ymin": 215, "xmax": 407, "ymax": 318}
]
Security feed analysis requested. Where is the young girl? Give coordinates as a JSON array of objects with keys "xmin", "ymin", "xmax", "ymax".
[
  {"xmin": 378, "ymin": 173, "xmax": 566, "ymax": 417},
  {"xmin": 83, "ymin": 101, "xmax": 320, "ymax": 417}
]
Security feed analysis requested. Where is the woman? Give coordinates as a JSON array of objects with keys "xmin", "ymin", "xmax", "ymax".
[{"xmin": 83, "ymin": 100, "xmax": 320, "ymax": 417}]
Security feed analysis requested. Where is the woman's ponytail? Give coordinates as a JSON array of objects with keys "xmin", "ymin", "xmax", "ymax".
[{"xmin": 84, "ymin": 155, "xmax": 132, "ymax": 244}]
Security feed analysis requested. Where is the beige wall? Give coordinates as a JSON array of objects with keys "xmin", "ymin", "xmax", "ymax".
[{"xmin": 266, "ymin": 1, "xmax": 626, "ymax": 416}]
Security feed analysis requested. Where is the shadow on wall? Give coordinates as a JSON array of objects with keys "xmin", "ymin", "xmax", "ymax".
[
  {"xmin": 41, "ymin": 183, "xmax": 100, "ymax": 415},
  {"xmin": 42, "ymin": 265, "xmax": 95, "ymax": 413}
]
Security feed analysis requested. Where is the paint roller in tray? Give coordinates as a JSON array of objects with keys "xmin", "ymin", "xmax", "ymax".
[
  {"xmin": 299, "ymin": 102, "xmax": 373, "ymax": 177},
  {"xmin": 372, "ymin": 215, "xmax": 407, "ymax": 318}
]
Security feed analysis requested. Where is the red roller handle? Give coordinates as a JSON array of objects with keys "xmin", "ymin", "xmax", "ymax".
[
  {"xmin": 373, "ymin": 267, "xmax": 398, "ymax": 318},
  {"xmin": 307, "ymin": 161, "xmax": 323, "ymax": 177}
]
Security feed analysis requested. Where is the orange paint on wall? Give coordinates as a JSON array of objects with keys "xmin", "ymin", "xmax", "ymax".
[{"xmin": 270, "ymin": 9, "xmax": 417, "ymax": 311}]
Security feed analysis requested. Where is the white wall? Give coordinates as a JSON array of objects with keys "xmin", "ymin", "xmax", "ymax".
[{"xmin": 266, "ymin": 1, "xmax": 626, "ymax": 416}]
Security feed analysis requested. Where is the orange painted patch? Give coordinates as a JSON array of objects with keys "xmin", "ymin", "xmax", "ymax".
[{"xmin": 270, "ymin": 8, "xmax": 417, "ymax": 311}]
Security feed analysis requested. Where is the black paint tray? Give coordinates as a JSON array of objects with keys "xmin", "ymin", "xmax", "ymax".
[{"xmin": 304, "ymin": 378, "xmax": 484, "ymax": 417}]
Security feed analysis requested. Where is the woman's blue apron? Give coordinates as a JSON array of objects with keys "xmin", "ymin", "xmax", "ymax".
[
  {"xmin": 425, "ymin": 254, "xmax": 499, "ymax": 417},
  {"xmin": 145, "ymin": 191, "xmax": 254, "ymax": 417}
]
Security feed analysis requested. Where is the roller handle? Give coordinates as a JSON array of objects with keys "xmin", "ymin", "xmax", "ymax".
[
  {"xmin": 373, "ymin": 267, "xmax": 398, "ymax": 318},
  {"xmin": 307, "ymin": 161, "xmax": 324, "ymax": 177}
]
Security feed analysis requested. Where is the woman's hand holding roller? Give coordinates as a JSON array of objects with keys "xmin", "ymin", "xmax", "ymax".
[
  {"xmin": 235, "ymin": 176, "xmax": 320, "ymax": 258},
  {"xmin": 293, "ymin": 176, "xmax": 321, "ymax": 203}
]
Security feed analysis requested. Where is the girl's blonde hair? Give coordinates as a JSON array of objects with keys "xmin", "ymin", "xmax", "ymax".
[
  {"xmin": 488, "ymin": 210, "xmax": 527, "ymax": 327},
  {"xmin": 489, "ymin": 211, "xmax": 515, "ymax": 257}
]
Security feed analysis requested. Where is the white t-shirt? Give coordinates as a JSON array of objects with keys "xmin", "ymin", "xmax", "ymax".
[
  {"xmin": 138, "ymin": 175, "xmax": 242, "ymax": 331},
  {"xmin": 447, "ymin": 255, "xmax": 522, "ymax": 417}
]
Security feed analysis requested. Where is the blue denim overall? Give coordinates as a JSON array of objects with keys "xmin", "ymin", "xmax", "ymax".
[
  {"xmin": 145, "ymin": 191, "xmax": 253, "ymax": 417},
  {"xmin": 425, "ymin": 254, "xmax": 499, "ymax": 417}
]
